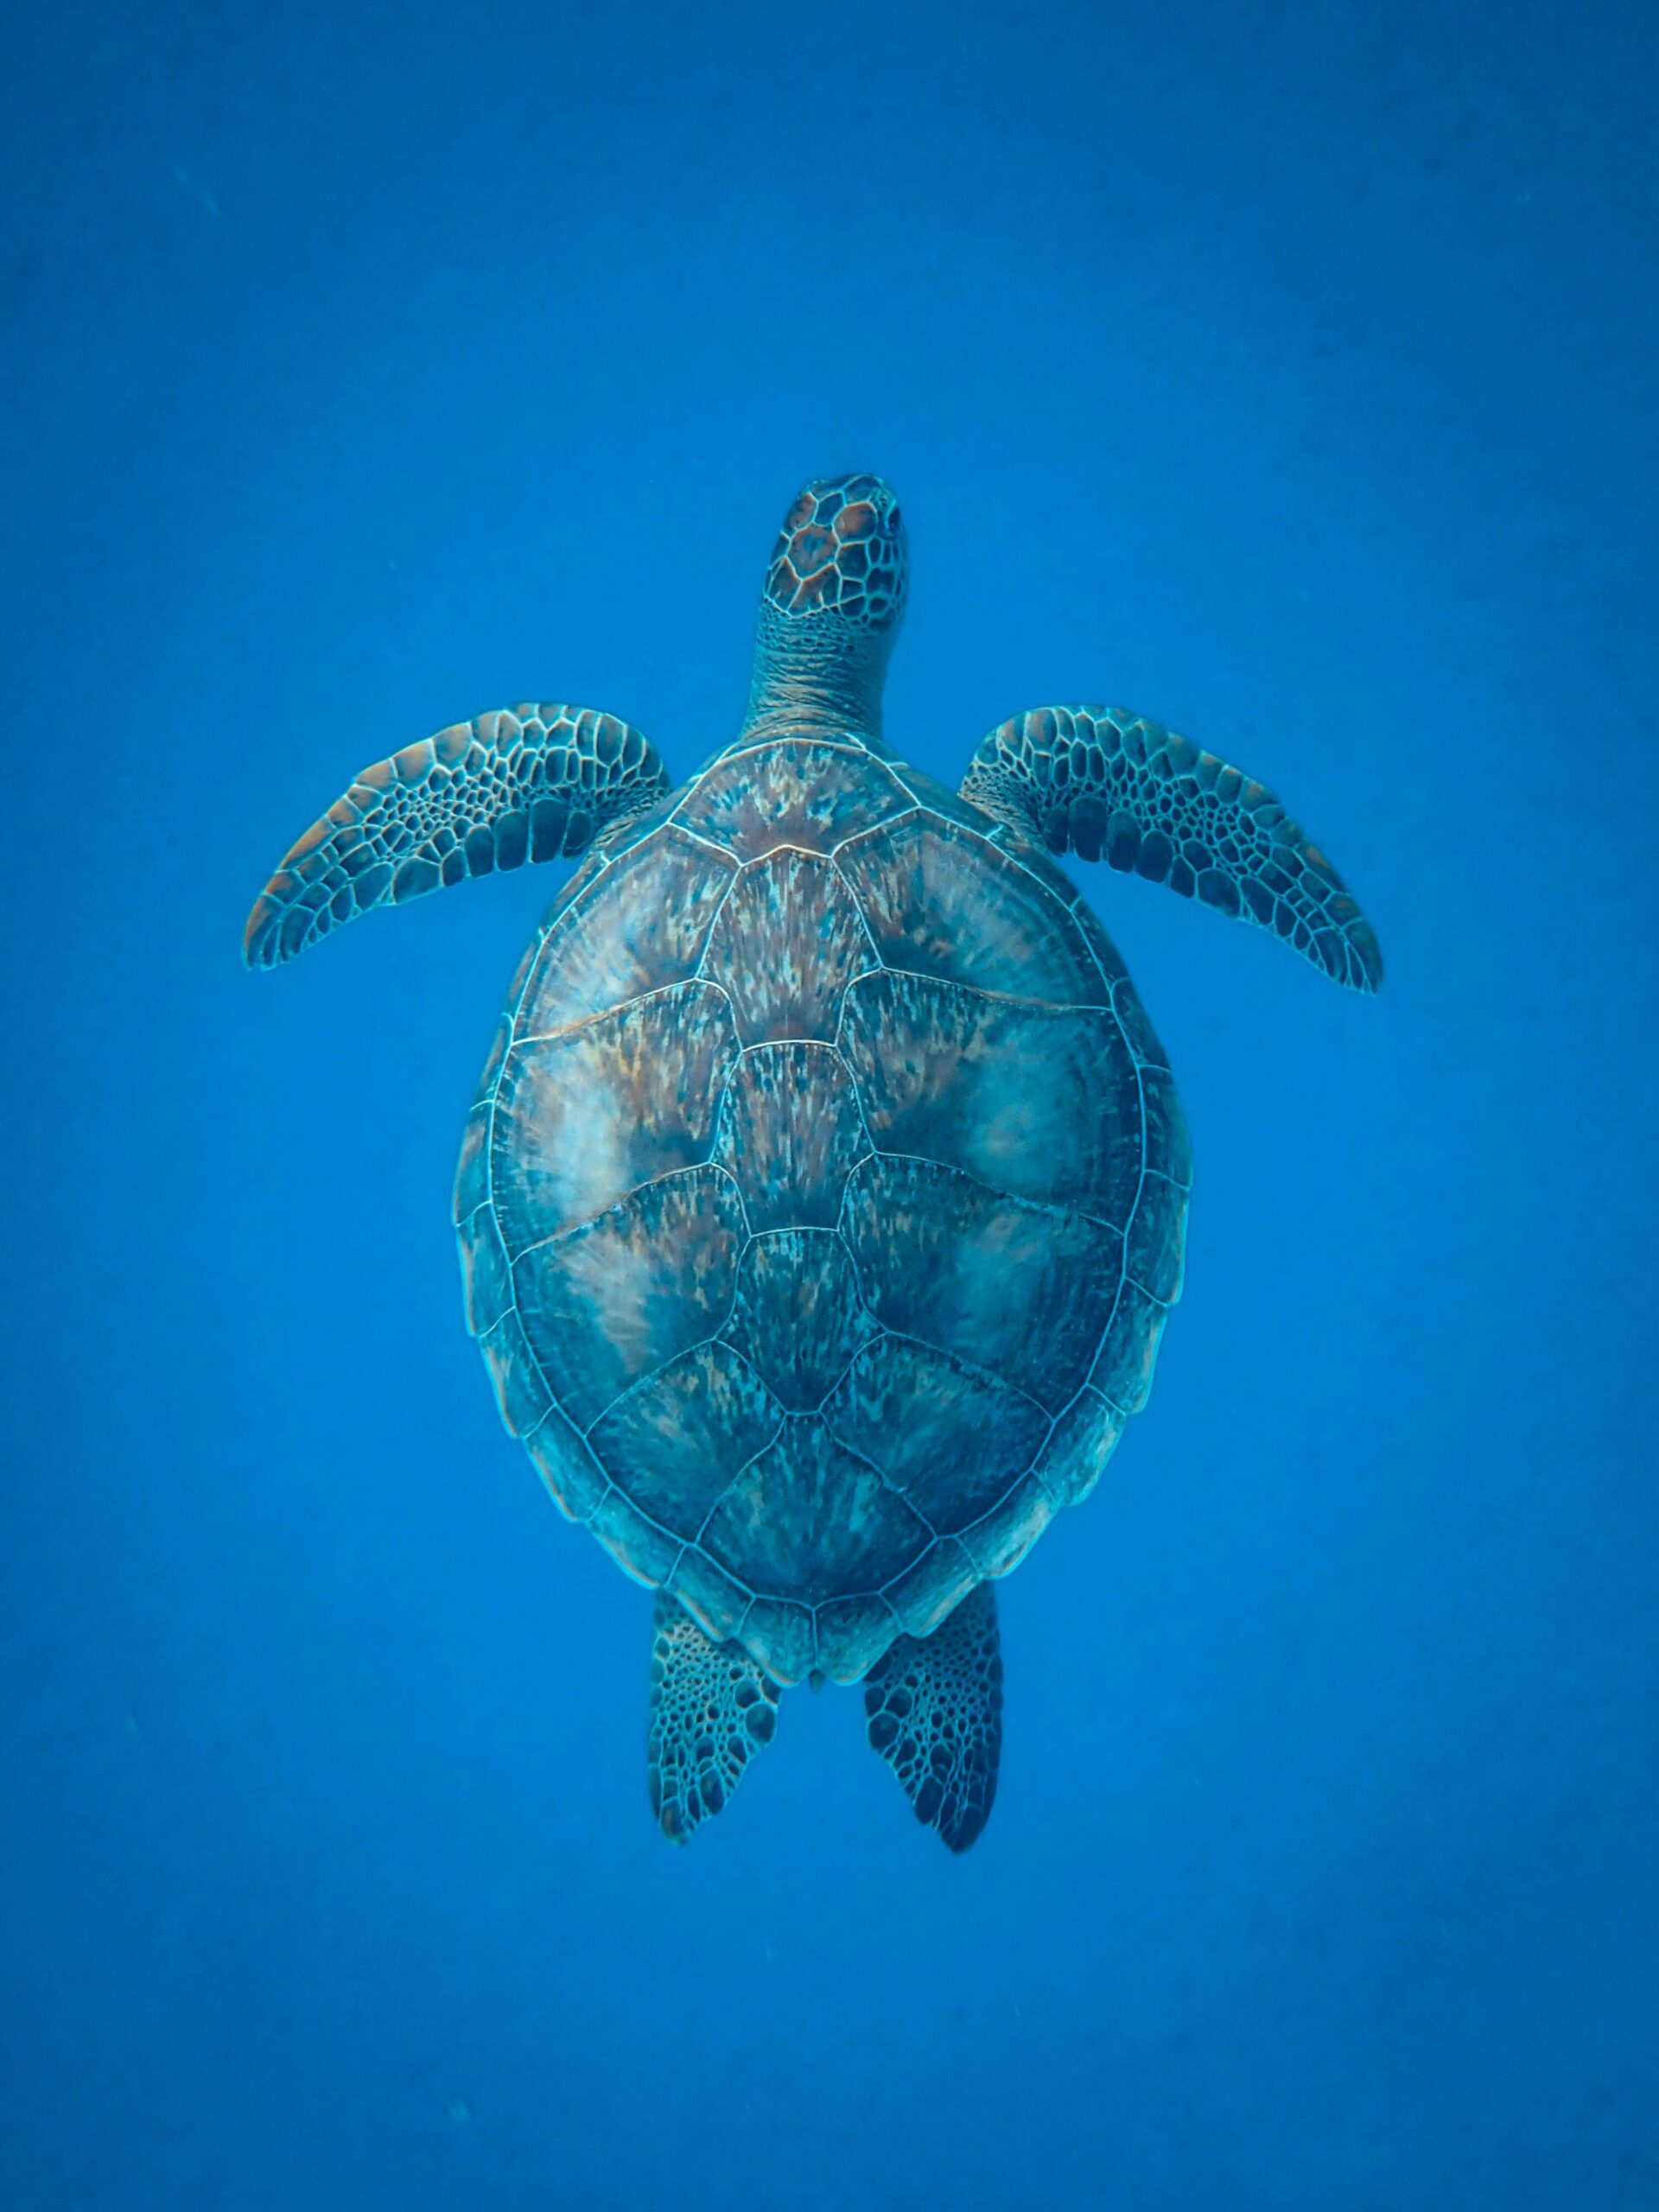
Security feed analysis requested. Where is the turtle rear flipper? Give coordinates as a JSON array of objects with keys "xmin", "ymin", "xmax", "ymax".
[
  {"xmin": 648, "ymin": 1597, "xmax": 781, "ymax": 1844},
  {"xmin": 243, "ymin": 703, "xmax": 669, "ymax": 968},
  {"xmin": 864, "ymin": 1581, "xmax": 1003, "ymax": 1853},
  {"xmin": 961, "ymin": 705, "xmax": 1382, "ymax": 993}
]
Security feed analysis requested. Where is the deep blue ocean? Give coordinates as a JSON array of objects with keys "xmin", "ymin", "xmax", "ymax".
[{"xmin": 5, "ymin": 3, "xmax": 1656, "ymax": 2205}]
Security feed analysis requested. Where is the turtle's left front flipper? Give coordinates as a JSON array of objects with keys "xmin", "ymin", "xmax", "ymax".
[
  {"xmin": 864, "ymin": 1581, "xmax": 1003, "ymax": 1853},
  {"xmin": 243, "ymin": 703, "xmax": 670, "ymax": 968},
  {"xmin": 961, "ymin": 706, "xmax": 1382, "ymax": 992}
]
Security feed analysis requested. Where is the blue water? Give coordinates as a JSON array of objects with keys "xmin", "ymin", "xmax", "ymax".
[{"xmin": 5, "ymin": 3, "xmax": 1656, "ymax": 2205}]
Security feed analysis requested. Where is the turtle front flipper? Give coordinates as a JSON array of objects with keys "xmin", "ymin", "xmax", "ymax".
[
  {"xmin": 648, "ymin": 1597, "xmax": 782, "ymax": 1845},
  {"xmin": 243, "ymin": 704, "xmax": 670, "ymax": 968},
  {"xmin": 960, "ymin": 706, "xmax": 1382, "ymax": 992},
  {"xmin": 864, "ymin": 1582, "xmax": 1003, "ymax": 1853}
]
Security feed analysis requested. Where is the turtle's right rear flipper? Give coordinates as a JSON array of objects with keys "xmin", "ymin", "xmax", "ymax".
[
  {"xmin": 864, "ymin": 1581, "xmax": 1003, "ymax": 1853},
  {"xmin": 243, "ymin": 703, "xmax": 669, "ymax": 969},
  {"xmin": 648, "ymin": 1597, "xmax": 781, "ymax": 1844}
]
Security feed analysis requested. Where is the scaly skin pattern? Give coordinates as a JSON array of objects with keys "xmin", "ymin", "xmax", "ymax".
[
  {"xmin": 761, "ymin": 473, "xmax": 906, "ymax": 627},
  {"xmin": 647, "ymin": 1594, "xmax": 781, "ymax": 1843},
  {"xmin": 864, "ymin": 1580, "xmax": 1002, "ymax": 1853},
  {"xmin": 243, "ymin": 706, "xmax": 669, "ymax": 968},
  {"xmin": 962, "ymin": 706, "xmax": 1382, "ymax": 993},
  {"xmin": 740, "ymin": 474, "xmax": 908, "ymax": 746}
]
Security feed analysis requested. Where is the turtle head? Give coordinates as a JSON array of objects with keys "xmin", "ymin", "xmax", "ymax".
[{"xmin": 742, "ymin": 474, "xmax": 908, "ymax": 741}]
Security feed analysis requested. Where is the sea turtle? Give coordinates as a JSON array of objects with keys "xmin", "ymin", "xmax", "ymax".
[{"xmin": 245, "ymin": 472, "xmax": 1380, "ymax": 1852}]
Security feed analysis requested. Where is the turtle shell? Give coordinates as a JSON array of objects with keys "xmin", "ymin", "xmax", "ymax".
[{"xmin": 453, "ymin": 734, "xmax": 1190, "ymax": 1685}]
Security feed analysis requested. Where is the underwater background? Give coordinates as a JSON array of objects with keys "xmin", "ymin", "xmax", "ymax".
[{"xmin": 4, "ymin": 1, "xmax": 1656, "ymax": 2205}]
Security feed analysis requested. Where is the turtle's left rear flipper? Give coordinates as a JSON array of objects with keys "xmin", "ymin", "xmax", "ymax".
[
  {"xmin": 243, "ymin": 703, "xmax": 670, "ymax": 968},
  {"xmin": 648, "ymin": 1598, "xmax": 782, "ymax": 1845},
  {"xmin": 864, "ymin": 1581, "xmax": 1003, "ymax": 1853},
  {"xmin": 961, "ymin": 705, "xmax": 1382, "ymax": 993}
]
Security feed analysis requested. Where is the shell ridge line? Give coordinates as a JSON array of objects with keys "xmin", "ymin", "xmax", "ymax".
[
  {"xmin": 690, "ymin": 866, "xmax": 746, "ymax": 981},
  {"xmin": 858, "ymin": 963, "xmax": 1110, "ymax": 1016},
  {"xmin": 511, "ymin": 972, "xmax": 739, "ymax": 1049},
  {"xmin": 686, "ymin": 1420, "xmax": 792, "ymax": 1551},
  {"xmin": 837, "ymin": 1142, "xmax": 1123, "ymax": 1236},
  {"xmin": 848, "ymin": 1325, "xmax": 1057, "ymax": 1432},
  {"xmin": 506, "ymin": 1158, "xmax": 748, "ymax": 1267},
  {"xmin": 580, "ymin": 1329, "xmax": 778, "ymax": 1441},
  {"xmin": 814, "ymin": 1422, "xmax": 943, "ymax": 1541}
]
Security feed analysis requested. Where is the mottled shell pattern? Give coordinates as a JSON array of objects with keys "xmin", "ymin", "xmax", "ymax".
[{"xmin": 452, "ymin": 483, "xmax": 1190, "ymax": 1688}]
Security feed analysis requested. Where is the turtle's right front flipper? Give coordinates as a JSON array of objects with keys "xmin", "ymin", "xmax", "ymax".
[
  {"xmin": 243, "ymin": 703, "xmax": 671, "ymax": 968},
  {"xmin": 961, "ymin": 706, "xmax": 1382, "ymax": 993}
]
